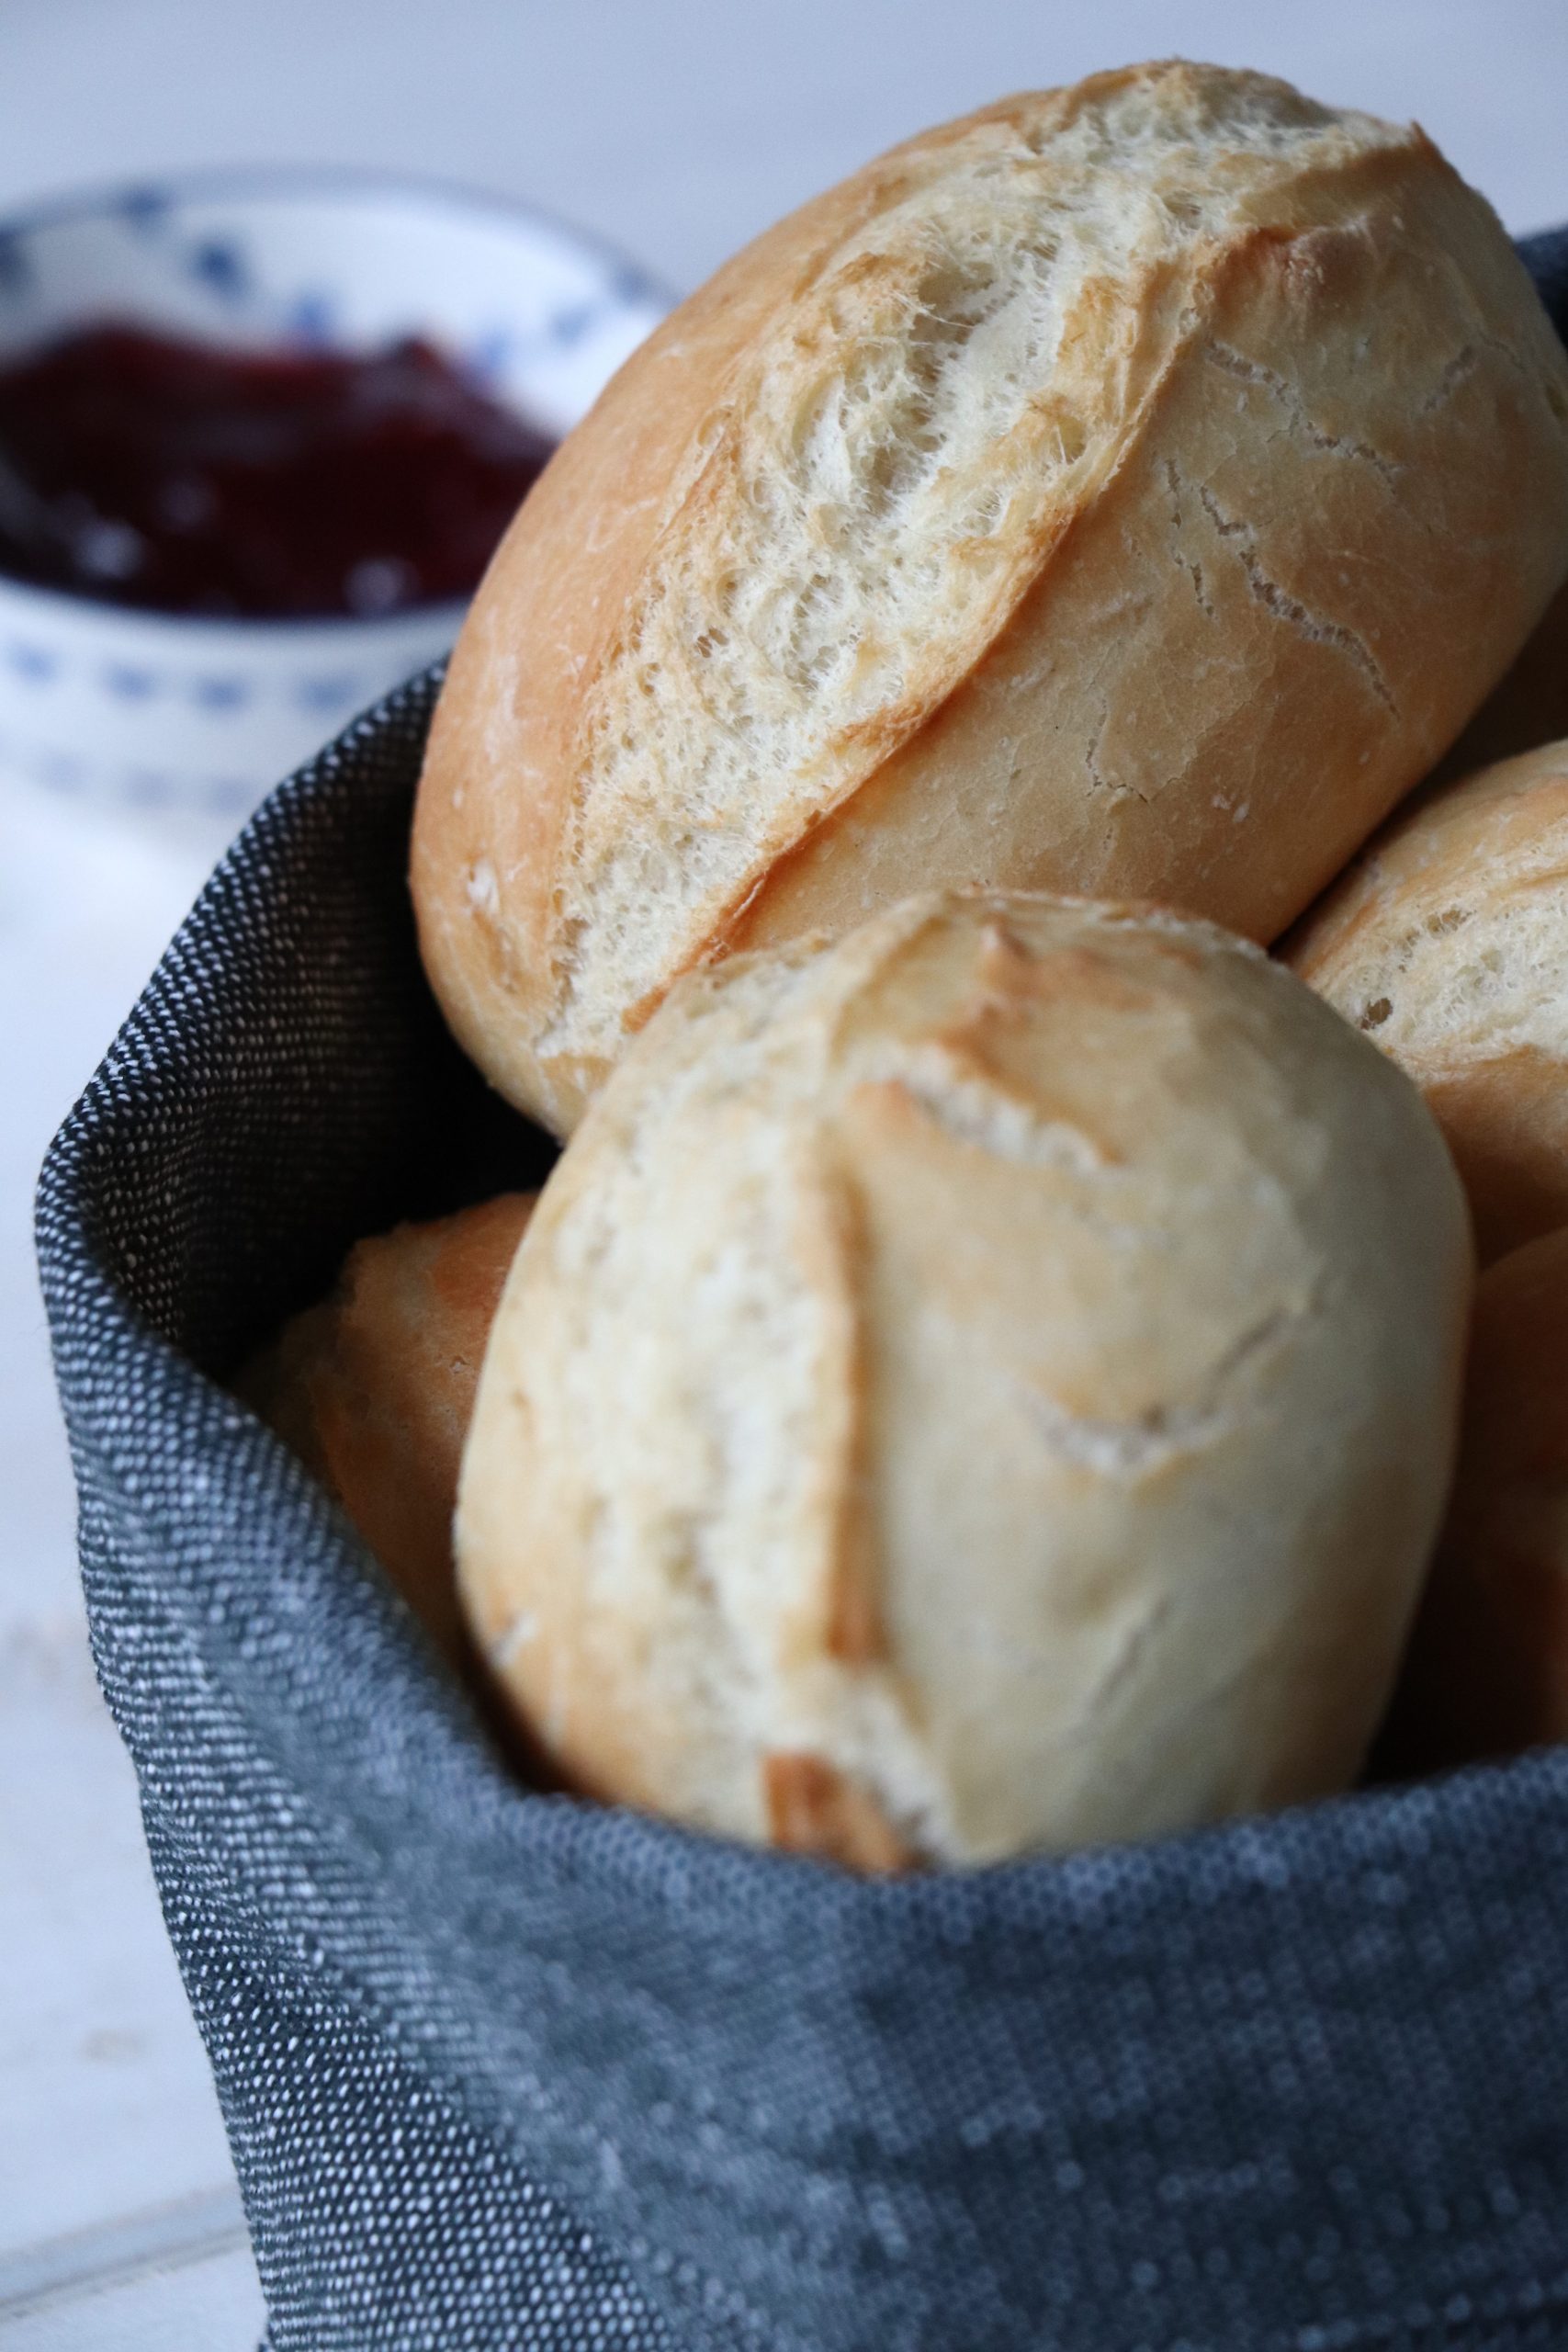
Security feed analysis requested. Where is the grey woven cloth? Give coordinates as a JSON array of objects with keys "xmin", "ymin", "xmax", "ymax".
[{"xmin": 36, "ymin": 231, "xmax": 1568, "ymax": 2352}]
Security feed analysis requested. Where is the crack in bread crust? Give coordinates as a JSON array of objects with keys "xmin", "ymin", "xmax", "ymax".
[{"xmin": 1193, "ymin": 479, "xmax": 1398, "ymax": 716}]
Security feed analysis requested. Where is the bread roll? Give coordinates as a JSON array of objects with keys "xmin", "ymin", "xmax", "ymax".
[
  {"xmin": 1283, "ymin": 739, "xmax": 1568, "ymax": 1263},
  {"xmin": 240, "ymin": 1193, "xmax": 535, "ymax": 1661},
  {"xmin": 1379, "ymin": 1227, "xmax": 1568, "ymax": 1773},
  {"xmin": 457, "ymin": 891, "xmax": 1471, "ymax": 1868},
  {"xmin": 412, "ymin": 59, "xmax": 1568, "ymax": 1138}
]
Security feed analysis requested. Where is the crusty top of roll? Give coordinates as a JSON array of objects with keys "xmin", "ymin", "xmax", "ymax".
[
  {"xmin": 1284, "ymin": 739, "xmax": 1568, "ymax": 1262},
  {"xmin": 457, "ymin": 890, "xmax": 1471, "ymax": 1867},
  {"xmin": 413, "ymin": 58, "xmax": 1568, "ymax": 1136}
]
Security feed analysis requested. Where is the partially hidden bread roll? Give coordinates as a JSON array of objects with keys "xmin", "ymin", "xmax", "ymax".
[
  {"xmin": 240, "ymin": 1193, "xmax": 535, "ymax": 1662},
  {"xmin": 413, "ymin": 58, "xmax": 1568, "ymax": 1137},
  {"xmin": 1283, "ymin": 740, "xmax": 1568, "ymax": 1264},
  {"xmin": 1379, "ymin": 1227, "xmax": 1568, "ymax": 1774},
  {"xmin": 457, "ymin": 891, "xmax": 1472, "ymax": 1868}
]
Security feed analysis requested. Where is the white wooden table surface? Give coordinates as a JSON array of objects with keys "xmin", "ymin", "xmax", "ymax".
[{"xmin": 2, "ymin": 2, "xmax": 1562, "ymax": 2341}]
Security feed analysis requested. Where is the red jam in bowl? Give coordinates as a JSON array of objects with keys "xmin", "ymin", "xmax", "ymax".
[{"xmin": 0, "ymin": 323, "xmax": 556, "ymax": 618}]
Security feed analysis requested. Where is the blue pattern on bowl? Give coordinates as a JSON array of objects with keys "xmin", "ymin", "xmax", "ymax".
[
  {"xmin": 6, "ymin": 639, "xmax": 57, "ymax": 681},
  {"xmin": 0, "ymin": 167, "xmax": 672, "ymax": 418},
  {"xmin": 0, "ymin": 167, "xmax": 673, "ymax": 829}
]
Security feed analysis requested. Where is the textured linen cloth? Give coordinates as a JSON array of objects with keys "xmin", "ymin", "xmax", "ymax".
[{"xmin": 37, "ymin": 230, "xmax": 1568, "ymax": 2352}]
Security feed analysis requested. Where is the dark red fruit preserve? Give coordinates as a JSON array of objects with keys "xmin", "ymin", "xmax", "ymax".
[{"xmin": 0, "ymin": 323, "xmax": 556, "ymax": 617}]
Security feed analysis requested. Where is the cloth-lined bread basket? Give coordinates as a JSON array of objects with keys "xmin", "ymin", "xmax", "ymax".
[{"xmin": 36, "ymin": 227, "xmax": 1568, "ymax": 2352}]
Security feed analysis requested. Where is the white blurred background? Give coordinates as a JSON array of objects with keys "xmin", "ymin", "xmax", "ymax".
[
  {"xmin": 1, "ymin": 5, "xmax": 1562, "ymax": 2345},
  {"xmin": 6, "ymin": 0, "xmax": 1567, "ymax": 284}
]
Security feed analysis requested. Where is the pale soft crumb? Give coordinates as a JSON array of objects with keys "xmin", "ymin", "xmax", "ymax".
[{"xmin": 1326, "ymin": 886, "xmax": 1568, "ymax": 1070}]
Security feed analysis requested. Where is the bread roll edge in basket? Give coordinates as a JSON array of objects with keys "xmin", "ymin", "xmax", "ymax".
[
  {"xmin": 1284, "ymin": 737, "xmax": 1568, "ymax": 1266},
  {"xmin": 412, "ymin": 58, "xmax": 1568, "ymax": 1139},
  {"xmin": 456, "ymin": 891, "xmax": 1472, "ymax": 1871}
]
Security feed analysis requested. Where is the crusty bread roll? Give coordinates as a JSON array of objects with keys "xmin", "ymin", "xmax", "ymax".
[
  {"xmin": 1283, "ymin": 739, "xmax": 1568, "ymax": 1264},
  {"xmin": 457, "ymin": 890, "xmax": 1471, "ymax": 1868},
  {"xmin": 412, "ymin": 59, "xmax": 1568, "ymax": 1138},
  {"xmin": 1379, "ymin": 1227, "xmax": 1568, "ymax": 1774},
  {"xmin": 240, "ymin": 1193, "xmax": 535, "ymax": 1662}
]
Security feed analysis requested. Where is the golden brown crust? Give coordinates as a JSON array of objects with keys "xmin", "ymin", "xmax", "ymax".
[
  {"xmin": 789, "ymin": 1155, "xmax": 887, "ymax": 1670},
  {"xmin": 1283, "ymin": 740, "xmax": 1568, "ymax": 1263},
  {"xmin": 1379, "ymin": 1228, "xmax": 1568, "ymax": 1775},
  {"xmin": 412, "ymin": 61, "xmax": 1568, "ymax": 1137},
  {"xmin": 238, "ymin": 1193, "xmax": 535, "ymax": 1661},
  {"xmin": 762, "ymin": 1752, "xmax": 914, "ymax": 1872}
]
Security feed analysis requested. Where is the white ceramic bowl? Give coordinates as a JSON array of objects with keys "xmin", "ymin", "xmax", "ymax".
[{"xmin": 0, "ymin": 168, "xmax": 671, "ymax": 830}]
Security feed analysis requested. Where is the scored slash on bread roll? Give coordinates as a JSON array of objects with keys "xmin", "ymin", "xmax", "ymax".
[
  {"xmin": 1379, "ymin": 1228, "xmax": 1568, "ymax": 1775},
  {"xmin": 1283, "ymin": 739, "xmax": 1568, "ymax": 1264},
  {"xmin": 456, "ymin": 890, "xmax": 1472, "ymax": 1869},
  {"xmin": 239, "ymin": 1193, "xmax": 536, "ymax": 1662},
  {"xmin": 413, "ymin": 58, "xmax": 1568, "ymax": 1138}
]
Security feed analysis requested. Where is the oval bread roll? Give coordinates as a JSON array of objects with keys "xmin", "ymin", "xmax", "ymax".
[
  {"xmin": 457, "ymin": 891, "xmax": 1471, "ymax": 1868},
  {"xmin": 240, "ymin": 1193, "xmax": 535, "ymax": 1661},
  {"xmin": 1283, "ymin": 740, "xmax": 1568, "ymax": 1264},
  {"xmin": 1380, "ymin": 1227, "xmax": 1568, "ymax": 1773},
  {"xmin": 413, "ymin": 59, "xmax": 1568, "ymax": 1137}
]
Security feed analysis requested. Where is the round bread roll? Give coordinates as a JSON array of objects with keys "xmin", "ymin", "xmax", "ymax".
[
  {"xmin": 1380, "ymin": 1227, "xmax": 1568, "ymax": 1774},
  {"xmin": 240, "ymin": 1192, "xmax": 535, "ymax": 1662},
  {"xmin": 1283, "ymin": 739, "xmax": 1568, "ymax": 1264},
  {"xmin": 412, "ymin": 59, "xmax": 1568, "ymax": 1138},
  {"xmin": 457, "ymin": 890, "xmax": 1471, "ymax": 1869}
]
